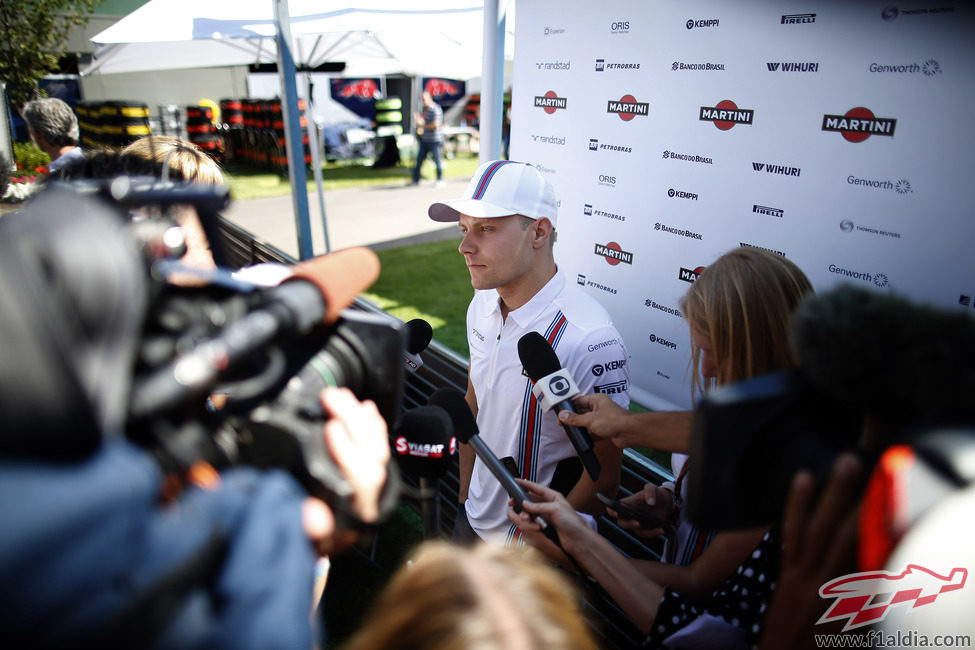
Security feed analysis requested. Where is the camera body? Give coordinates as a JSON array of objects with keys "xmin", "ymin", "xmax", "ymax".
[{"xmin": 687, "ymin": 369, "xmax": 862, "ymax": 530}]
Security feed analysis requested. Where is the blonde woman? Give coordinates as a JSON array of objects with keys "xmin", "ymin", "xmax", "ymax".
[
  {"xmin": 344, "ymin": 541, "xmax": 599, "ymax": 650},
  {"xmin": 511, "ymin": 247, "xmax": 814, "ymax": 649}
]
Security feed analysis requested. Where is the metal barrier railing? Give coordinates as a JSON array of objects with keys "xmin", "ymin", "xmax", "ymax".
[{"xmin": 217, "ymin": 216, "xmax": 674, "ymax": 649}]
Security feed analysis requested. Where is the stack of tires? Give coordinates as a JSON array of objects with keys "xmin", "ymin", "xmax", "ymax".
[
  {"xmin": 219, "ymin": 99, "xmax": 244, "ymax": 163},
  {"xmin": 76, "ymin": 100, "xmax": 151, "ymax": 149},
  {"xmin": 186, "ymin": 105, "xmax": 224, "ymax": 160}
]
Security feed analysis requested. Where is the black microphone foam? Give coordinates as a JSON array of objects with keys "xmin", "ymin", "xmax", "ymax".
[
  {"xmin": 405, "ymin": 318, "xmax": 434, "ymax": 355},
  {"xmin": 517, "ymin": 331, "xmax": 601, "ymax": 481},
  {"xmin": 428, "ymin": 387, "xmax": 478, "ymax": 444},
  {"xmin": 518, "ymin": 331, "xmax": 561, "ymax": 381},
  {"xmin": 392, "ymin": 405, "xmax": 456, "ymax": 480}
]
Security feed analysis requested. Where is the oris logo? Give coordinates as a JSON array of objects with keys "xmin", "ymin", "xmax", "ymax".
[
  {"xmin": 594, "ymin": 242, "xmax": 633, "ymax": 266},
  {"xmin": 598, "ymin": 174, "xmax": 616, "ymax": 187},
  {"xmin": 822, "ymin": 107, "xmax": 896, "ymax": 142},
  {"xmin": 700, "ymin": 100, "xmax": 754, "ymax": 129},
  {"xmin": 534, "ymin": 90, "xmax": 567, "ymax": 114},
  {"xmin": 607, "ymin": 94, "xmax": 649, "ymax": 121},
  {"xmin": 610, "ymin": 21, "xmax": 630, "ymax": 33}
]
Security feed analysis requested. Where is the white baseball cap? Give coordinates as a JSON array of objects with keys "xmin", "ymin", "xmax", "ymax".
[{"xmin": 428, "ymin": 160, "xmax": 557, "ymax": 227}]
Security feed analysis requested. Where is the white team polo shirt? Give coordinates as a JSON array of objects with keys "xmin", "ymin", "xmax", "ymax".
[{"xmin": 465, "ymin": 270, "xmax": 630, "ymax": 544}]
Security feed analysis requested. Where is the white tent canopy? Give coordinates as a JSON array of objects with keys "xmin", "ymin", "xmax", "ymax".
[{"xmin": 86, "ymin": 1, "xmax": 513, "ymax": 81}]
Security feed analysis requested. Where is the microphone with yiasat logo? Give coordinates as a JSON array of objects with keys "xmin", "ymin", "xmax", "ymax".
[{"xmin": 392, "ymin": 405, "xmax": 457, "ymax": 538}]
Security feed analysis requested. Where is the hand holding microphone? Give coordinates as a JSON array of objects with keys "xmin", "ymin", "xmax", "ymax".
[{"xmin": 517, "ymin": 332, "xmax": 601, "ymax": 481}]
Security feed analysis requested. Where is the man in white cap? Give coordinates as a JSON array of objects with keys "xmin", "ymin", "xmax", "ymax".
[{"xmin": 429, "ymin": 160, "xmax": 630, "ymax": 546}]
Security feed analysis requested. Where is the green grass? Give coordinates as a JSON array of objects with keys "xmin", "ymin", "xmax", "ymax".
[
  {"xmin": 223, "ymin": 155, "xmax": 481, "ymax": 200},
  {"xmin": 362, "ymin": 237, "xmax": 473, "ymax": 357}
]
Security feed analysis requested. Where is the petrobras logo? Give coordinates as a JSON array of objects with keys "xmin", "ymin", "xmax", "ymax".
[
  {"xmin": 663, "ymin": 149, "xmax": 713, "ymax": 165},
  {"xmin": 610, "ymin": 20, "xmax": 630, "ymax": 34},
  {"xmin": 644, "ymin": 298, "xmax": 684, "ymax": 319},
  {"xmin": 828, "ymin": 263, "xmax": 891, "ymax": 288},
  {"xmin": 594, "ymin": 241, "xmax": 633, "ymax": 266},
  {"xmin": 535, "ymin": 59, "xmax": 571, "ymax": 71},
  {"xmin": 589, "ymin": 138, "xmax": 632, "ymax": 154},
  {"xmin": 740, "ymin": 242, "xmax": 786, "ymax": 257},
  {"xmin": 543, "ymin": 25, "xmax": 566, "ymax": 36},
  {"xmin": 766, "ymin": 61, "xmax": 820, "ymax": 72},
  {"xmin": 679, "ymin": 266, "xmax": 705, "ymax": 283},
  {"xmin": 822, "ymin": 107, "xmax": 896, "ymax": 142},
  {"xmin": 598, "ymin": 173, "xmax": 617, "ymax": 188},
  {"xmin": 838, "ymin": 219, "xmax": 902, "ymax": 239},
  {"xmin": 753, "ymin": 204, "xmax": 784, "ymax": 218},
  {"xmin": 607, "ymin": 94, "xmax": 649, "ymax": 121},
  {"xmin": 700, "ymin": 100, "xmax": 754, "ymax": 129},
  {"xmin": 686, "ymin": 18, "xmax": 719, "ymax": 29},
  {"xmin": 654, "ymin": 222, "xmax": 703, "ymax": 240},
  {"xmin": 584, "ymin": 203, "xmax": 626, "ymax": 222},
  {"xmin": 668, "ymin": 187, "xmax": 698, "ymax": 201},
  {"xmin": 595, "ymin": 380, "xmax": 628, "ymax": 394},
  {"xmin": 595, "ymin": 58, "xmax": 641, "ymax": 71},
  {"xmin": 672, "ymin": 61, "xmax": 726, "ymax": 71},
  {"xmin": 648, "ymin": 333, "xmax": 678, "ymax": 350},
  {"xmin": 881, "ymin": 6, "xmax": 955, "ymax": 21},
  {"xmin": 752, "ymin": 162, "xmax": 801, "ymax": 177},
  {"xmin": 534, "ymin": 91, "xmax": 567, "ymax": 114},
  {"xmin": 847, "ymin": 175, "xmax": 913, "ymax": 194},
  {"xmin": 583, "ymin": 278, "xmax": 619, "ymax": 295},
  {"xmin": 781, "ymin": 13, "xmax": 816, "ymax": 24},
  {"xmin": 530, "ymin": 133, "xmax": 566, "ymax": 146},
  {"xmin": 869, "ymin": 59, "xmax": 942, "ymax": 76}
]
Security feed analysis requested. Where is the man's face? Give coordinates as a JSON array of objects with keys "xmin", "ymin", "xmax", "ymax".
[{"xmin": 457, "ymin": 214, "xmax": 537, "ymax": 291}]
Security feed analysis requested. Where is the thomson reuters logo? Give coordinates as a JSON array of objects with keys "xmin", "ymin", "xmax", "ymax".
[
  {"xmin": 534, "ymin": 91, "xmax": 567, "ymax": 114},
  {"xmin": 607, "ymin": 94, "xmax": 649, "ymax": 121},
  {"xmin": 700, "ymin": 100, "xmax": 754, "ymax": 129},
  {"xmin": 822, "ymin": 107, "xmax": 896, "ymax": 142},
  {"xmin": 594, "ymin": 242, "xmax": 633, "ymax": 266}
]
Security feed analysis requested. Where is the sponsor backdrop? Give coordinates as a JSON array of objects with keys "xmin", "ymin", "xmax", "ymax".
[{"xmin": 511, "ymin": 0, "xmax": 975, "ymax": 410}]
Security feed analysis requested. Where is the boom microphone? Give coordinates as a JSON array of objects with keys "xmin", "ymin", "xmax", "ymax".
[
  {"xmin": 130, "ymin": 247, "xmax": 381, "ymax": 418},
  {"xmin": 392, "ymin": 405, "xmax": 456, "ymax": 480},
  {"xmin": 403, "ymin": 318, "xmax": 433, "ymax": 373},
  {"xmin": 517, "ymin": 332, "xmax": 600, "ymax": 481}
]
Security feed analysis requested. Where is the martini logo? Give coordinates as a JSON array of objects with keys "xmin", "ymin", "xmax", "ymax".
[
  {"xmin": 594, "ymin": 242, "xmax": 633, "ymax": 266},
  {"xmin": 818, "ymin": 565, "xmax": 967, "ymax": 631},
  {"xmin": 822, "ymin": 107, "xmax": 896, "ymax": 142},
  {"xmin": 607, "ymin": 94, "xmax": 649, "ymax": 121},
  {"xmin": 700, "ymin": 100, "xmax": 754, "ymax": 129},
  {"xmin": 534, "ymin": 91, "xmax": 567, "ymax": 114},
  {"xmin": 679, "ymin": 266, "xmax": 705, "ymax": 283}
]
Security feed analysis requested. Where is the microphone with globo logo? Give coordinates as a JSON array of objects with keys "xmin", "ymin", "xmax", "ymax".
[{"xmin": 517, "ymin": 331, "xmax": 601, "ymax": 481}]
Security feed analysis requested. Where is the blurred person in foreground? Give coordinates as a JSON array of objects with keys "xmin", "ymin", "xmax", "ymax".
[
  {"xmin": 428, "ymin": 160, "xmax": 629, "ymax": 546},
  {"xmin": 511, "ymin": 247, "xmax": 815, "ymax": 649},
  {"xmin": 344, "ymin": 541, "xmax": 599, "ymax": 650}
]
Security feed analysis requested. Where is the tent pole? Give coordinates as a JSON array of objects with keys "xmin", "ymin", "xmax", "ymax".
[
  {"xmin": 479, "ymin": 0, "xmax": 506, "ymax": 162},
  {"xmin": 273, "ymin": 0, "xmax": 314, "ymax": 260},
  {"xmin": 306, "ymin": 72, "xmax": 332, "ymax": 253}
]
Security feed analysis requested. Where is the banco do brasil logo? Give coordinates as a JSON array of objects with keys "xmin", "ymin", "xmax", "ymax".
[
  {"xmin": 822, "ymin": 107, "xmax": 896, "ymax": 142},
  {"xmin": 700, "ymin": 100, "xmax": 754, "ymax": 130}
]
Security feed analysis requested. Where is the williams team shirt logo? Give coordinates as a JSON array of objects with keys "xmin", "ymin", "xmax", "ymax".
[{"xmin": 818, "ymin": 565, "xmax": 967, "ymax": 631}]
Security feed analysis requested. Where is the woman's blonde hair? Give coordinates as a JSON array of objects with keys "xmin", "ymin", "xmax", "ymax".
[
  {"xmin": 679, "ymin": 247, "xmax": 813, "ymax": 396},
  {"xmin": 122, "ymin": 135, "xmax": 224, "ymax": 185},
  {"xmin": 343, "ymin": 541, "xmax": 599, "ymax": 650}
]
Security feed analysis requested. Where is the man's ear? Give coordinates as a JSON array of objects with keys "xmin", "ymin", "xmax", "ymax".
[{"xmin": 532, "ymin": 217, "xmax": 554, "ymax": 248}]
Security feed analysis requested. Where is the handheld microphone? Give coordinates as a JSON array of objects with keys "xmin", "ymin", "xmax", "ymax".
[
  {"xmin": 392, "ymin": 405, "xmax": 457, "ymax": 480},
  {"xmin": 517, "ymin": 332, "xmax": 601, "ymax": 481},
  {"xmin": 428, "ymin": 387, "xmax": 560, "ymax": 546},
  {"xmin": 130, "ymin": 247, "xmax": 380, "ymax": 418},
  {"xmin": 403, "ymin": 318, "xmax": 433, "ymax": 373}
]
